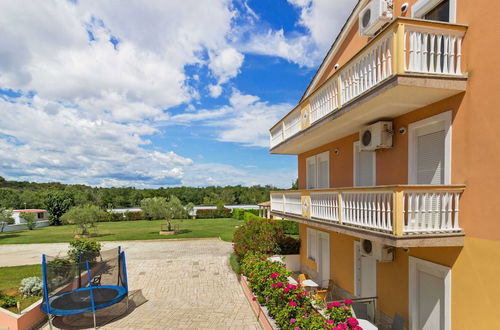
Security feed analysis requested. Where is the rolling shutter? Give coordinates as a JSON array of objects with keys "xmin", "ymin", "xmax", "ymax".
[{"xmin": 416, "ymin": 130, "xmax": 445, "ymax": 184}]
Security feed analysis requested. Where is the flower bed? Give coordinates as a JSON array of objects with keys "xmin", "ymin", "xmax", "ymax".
[{"xmin": 241, "ymin": 253, "xmax": 362, "ymax": 330}]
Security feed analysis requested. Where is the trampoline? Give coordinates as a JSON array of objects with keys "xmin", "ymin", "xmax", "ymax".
[{"xmin": 41, "ymin": 247, "xmax": 129, "ymax": 329}]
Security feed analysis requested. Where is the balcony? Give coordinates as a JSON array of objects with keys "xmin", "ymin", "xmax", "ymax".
[
  {"xmin": 270, "ymin": 18, "xmax": 468, "ymax": 154},
  {"xmin": 270, "ymin": 185, "xmax": 465, "ymax": 247}
]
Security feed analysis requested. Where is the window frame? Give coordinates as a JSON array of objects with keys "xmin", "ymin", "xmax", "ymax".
[
  {"xmin": 306, "ymin": 151, "xmax": 330, "ymax": 189},
  {"xmin": 408, "ymin": 111, "xmax": 452, "ymax": 185},
  {"xmin": 307, "ymin": 228, "xmax": 318, "ymax": 261},
  {"xmin": 412, "ymin": 0, "xmax": 456, "ymax": 23},
  {"xmin": 353, "ymin": 141, "xmax": 376, "ymax": 187}
]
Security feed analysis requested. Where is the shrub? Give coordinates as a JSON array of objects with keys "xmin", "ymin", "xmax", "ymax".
[
  {"xmin": 229, "ymin": 253, "xmax": 241, "ymax": 274},
  {"xmin": 324, "ymin": 300, "xmax": 356, "ymax": 327},
  {"xmin": 47, "ymin": 257, "xmax": 73, "ymax": 282},
  {"xmin": 124, "ymin": 211, "xmax": 144, "ymax": 221},
  {"xmin": 141, "ymin": 197, "xmax": 168, "ymax": 220},
  {"xmin": 232, "ymin": 218, "xmax": 284, "ymax": 259},
  {"xmin": 279, "ymin": 220, "xmax": 299, "ymax": 235},
  {"xmin": 21, "ymin": 212, "xmax": 37, "ymax": 230},
  {"xmin": 196, "ymin": 208, "xmax": 232, "ymax": 219},
  {"xmin": 277, "ymin": 236, "xmax": 301, "ymax": 255},
  {"xmin": 232, "ymin": 208, "xmax": 245, "ymax": 220},
  {"xmin": 19, "ymin": 277, "xmax": 43, "ymax": 298},
  {"xmin": 68, "ymin": 239, "xmax": 101, "ymax": 263},
  {"xmin": 108, "ymin": 212, "xmax": 124, "ymax": 222},
  {"xmin": 61, "ymin": 204, "xmax": 108, "ymax": 236},
  {"xmin": 243, "ymin": 212, "xmax": 264, "ymax": 221},
  {"xmin": 0, "ymin": 293, "xmax": 17, "ymax": 308}
]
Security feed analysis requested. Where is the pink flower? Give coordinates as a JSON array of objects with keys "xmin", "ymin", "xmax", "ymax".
[
  {"xmin": 277, "ymin": 282, "xmax": 284, "ymax": 287},
  {"xmin": 346, "ymin": 318, "xmax": 359, "ymax": 327},
  {"xmin": 271, "ymin": 284, "xmax": 277, "ymax": 288},
  {"xmin": 327, "ymin": 301, "xmax": 341, "ymax": 309},
  {"xmin": 327, "ymin": 320, "xmax": 335, "ymax": 324},
  {"xmin": 304, "ymin": 313, "xmax": 310, "ymax": 318},
  {"xmin": 352, "ymin": 327, "xmax": 363, "ymax": 330},
  {"xmin": 290, "ymin": 318, "xmax": 296, "ymax": 324},
  {"xmin": 344, "ymin": 299, "xmax": 352, "ymax": 306},
  {"xmin": 252, "ymin": 297, "xmax": 256, "ymax": 301},
  {"xmin": 294, "ymin": 328, "xmax": 300, "ymax": 330},
  {"xmin": 289, "ymin": 301, "xmax": 297, "ymax": 307},
  {"xmin": 265, "ymin": 296, "xmax": 269, "ymax": 301},
  {"xmin": 336, "ymin": 323, "xmax": 348, "ymax": 330},
  {"xmin": 262, "ymin": 278, "xmax": 267, "ymax": 283},
  {"xmin": 343, "ymin": 306, "xmax": 350, "ymax": 311},
  {"xmin": 270, "ymin": 272, "xmax": 280, "ymax": 279},
  {"xmin": 283, "ymin": 287, "xmax": 290, "ymax": 293}
]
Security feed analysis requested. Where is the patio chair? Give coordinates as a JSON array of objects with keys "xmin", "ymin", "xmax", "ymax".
[
  {"xmin": 325, "ymin": 279, "xmax": 335, "ymax": 300},
  {"xmin": 391, "ymin": 313, "xmax": 405, "ymax": 330},
  {"xmin": 298, "ymin": 273, "xmax": 308, "ymax": 284},
  {"xmin": 312, "ymin": 289, "xmax": 328, "ymax": 304}
]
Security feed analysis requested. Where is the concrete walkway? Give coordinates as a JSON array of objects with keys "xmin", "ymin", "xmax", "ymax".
[{"xmin": 1, "ymin": 239, "xmax": 261, "ymax": 329}]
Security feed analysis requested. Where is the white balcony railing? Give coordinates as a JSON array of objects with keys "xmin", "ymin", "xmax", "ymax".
[
  {"xmin": 269, "ymin": 18, "xmax": 467, "ymax": 150},
  {"xmin": 271, "ymin": 185, "xmax": 464, "ymax": 236}
]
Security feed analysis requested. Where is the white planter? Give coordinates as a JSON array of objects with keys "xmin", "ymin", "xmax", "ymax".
[{"xmin": 282, "ymin": 254, "xmax": 301, "ymax": 272}]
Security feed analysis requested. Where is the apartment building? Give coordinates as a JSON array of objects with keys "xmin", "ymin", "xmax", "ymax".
[{"xmin": 269, "ymin": 0, "xmax": 500, "ymax": 328}]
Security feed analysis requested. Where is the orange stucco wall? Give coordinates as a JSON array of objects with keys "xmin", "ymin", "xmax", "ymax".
[{"xmin": 291, "ymin": 0, "xmax": 500, "ymax": 328}]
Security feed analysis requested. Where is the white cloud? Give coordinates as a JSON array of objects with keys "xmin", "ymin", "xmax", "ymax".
[
  {"xmin": 208, "ymin": 84, "xmax": 223, "ymax": 98},
  {"xmin": 241, "ymin": 0, "xmax": 357, "ymax": 67},
  {"xmin": 208, "ymin": 47, "xmax": 245, "ymax": 84},
  {"xmin": 168, "ymin": 89, "xmax": 292, "ymax": 147}
]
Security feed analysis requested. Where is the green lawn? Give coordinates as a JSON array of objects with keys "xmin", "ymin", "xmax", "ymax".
[
  {"xmin": 0, "ymin": 218, "xmax": 244, "ymax": 244},
  {"xmin": 0, "ymin": 264, "xmax": 42, "ymax": 312}
]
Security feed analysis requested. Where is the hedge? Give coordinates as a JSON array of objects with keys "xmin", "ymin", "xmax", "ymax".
[
  {"xmin": 196, "ymin": 208, "xmax": 232, "ymax": 219},
  {"xmin": 233, "ymin": 208, "xmax": 259, "ymax": 220},
  {"xmin": 105, "ymin": 211, "xmax": 144, "ymax": 222},
  {"xmin": 278, "ymin": 219, "xmax": 299, "ymax": 235}
]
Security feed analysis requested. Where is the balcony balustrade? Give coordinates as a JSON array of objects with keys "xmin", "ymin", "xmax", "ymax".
[
  {"xmin": 270, "ymin": 185, "xmax": 465, "ymax": 238},
  {"xmin": 270, "ymin": 18, "xmax": 467, "ymax": 150}
]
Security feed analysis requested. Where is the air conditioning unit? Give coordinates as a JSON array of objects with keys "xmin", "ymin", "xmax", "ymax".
[
  {"xmin": 359, "ymin": 121, "xmax": 393, "ymax": 151},
  {"xmin": 360, "ymin": 239, "xmax": 394, "ymax": 262},
  {"xmin": 359, "ymin": 0, "xmax": 393, "ymax": 37}
]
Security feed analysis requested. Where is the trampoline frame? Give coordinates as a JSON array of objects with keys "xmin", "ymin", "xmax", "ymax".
[{"xmin": 41, "ymin": 247, "xmax": 129, "ymax": 329}]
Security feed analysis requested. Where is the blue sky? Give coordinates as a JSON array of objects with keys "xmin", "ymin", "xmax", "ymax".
[{"xmin": 0, "ymin": 0, "xmax": 356, "ymax": 188}]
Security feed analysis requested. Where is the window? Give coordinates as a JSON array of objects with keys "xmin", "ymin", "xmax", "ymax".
[
  {"xmin": 306, "ymin": 151, "xmax": 329, "ymax": 189},
  {"xmin": 353, "ymin": 142, "xmax": 376, "ymax": 187},
  {"xmin": 307, "ymin": 228, "xmax": 318, "ymax": 261},
  {"xmin": 408, "ymin": 111, "xmax": 452, "ymax": 184},
  {"xmin": 412, "ymin": 0, "xmax": 456, "ymax": 23}
]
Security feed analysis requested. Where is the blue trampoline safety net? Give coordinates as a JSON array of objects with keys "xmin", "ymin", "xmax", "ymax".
[{"xmin": 41, "ymin": 247, "xmax": 128, "ymax": 316}]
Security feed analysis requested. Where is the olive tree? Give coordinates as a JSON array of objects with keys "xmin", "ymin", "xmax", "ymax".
[{"xmin": 61, "ymin": 204, "xmax": 108, "ymax": 236}]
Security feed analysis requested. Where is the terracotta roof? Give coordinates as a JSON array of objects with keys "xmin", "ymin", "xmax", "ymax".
[{"xmin": 12, "ymin": 209, "xmax": 47, "ymax": 213}]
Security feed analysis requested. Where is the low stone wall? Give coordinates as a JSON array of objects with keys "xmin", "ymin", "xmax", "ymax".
[
  {"xmin": 0, "ymin": 300, "xmax": 46, "ymax": 330},
  {"xmin": 238, "ymin": 276, "xmax": 276, "ymax": 330},
  {"xmin": 2, "ymin": 220, "xmax": 50, "ymax": 233}
]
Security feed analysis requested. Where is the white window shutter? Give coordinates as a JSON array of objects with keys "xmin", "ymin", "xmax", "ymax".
[{"xmin": 417, "ymin": 130, "xmax": 445, "ymax": 184}]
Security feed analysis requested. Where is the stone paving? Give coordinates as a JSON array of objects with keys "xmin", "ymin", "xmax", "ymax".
[{"xmin": 8, "ymin": 239, "xmax": 261, "ymax": 330}]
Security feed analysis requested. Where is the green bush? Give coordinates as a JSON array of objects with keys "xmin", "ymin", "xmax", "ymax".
[
  {"xmin": 232, "ymin": 218, "xmax": 284, "ymax": 259},
  {"xmin": 278, "ymin": 220, "xmax": 299, "ymax": 235},
  {"xmin": 19, "ymin": 277, "xmax": 43, "ymax": 298},
  {"xmin": 21, "ymin": 212, "xmax": 37, "ymax": 230},
  {"xmin": 196, "ymin": 208, "xmax": 232, "ymax": 219},
  {"xmin": 233, "ymin": 208, "xmax": 260, "ymax": 220},
  {"xmin": 243, "ymin": 212, "xmax": 264, "ymax": 221},
  {"xmin": 108, "ymin": 212, "xmax": 124, "ymax": 222},
  {"xmin": 68, "ymin": 239, "xmax": 101, "ymax": 263},
  {"xmin": 0, "ymin": 293, "xmax": 17, "ymax": 308},
  {"xmin": 124, "ymin": 211, "xmax": 143, "ymax": 221},
  {"xmin": 229, "ymin": 253, "xmax": 241, "ymax": 274},
  {"xmin": 277, "ymin": 236, "xmax": 300, "ymax": 255}
]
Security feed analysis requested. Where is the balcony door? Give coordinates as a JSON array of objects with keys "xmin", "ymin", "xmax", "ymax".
[
  {"xmin": 412, "ymin": 0, "xmax": 456, "ymax": 23},
  {"xmin": 307, "ymin": 151, "xmax": 329, "ymax": 189},
  {"xmin": 354, "ymin": 242, "xmax": 377, "ymax": 298},
  {"xmin": 353, "ymin": 142, "xmax": 376, "ymax": 187},
  {"xmin": 409, "ymin": 112, "xmax": 452, "ymax": 185}
]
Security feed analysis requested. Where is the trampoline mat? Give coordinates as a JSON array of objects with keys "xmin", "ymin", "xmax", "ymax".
[{"xmin": 51, "ymin": 287, "xmax": 123, "ymax": 311}]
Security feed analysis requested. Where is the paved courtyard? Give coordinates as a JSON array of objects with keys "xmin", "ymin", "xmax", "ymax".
[{"xmin": 0, "ymin": 239, "xmax": 261, "ymax": 329}]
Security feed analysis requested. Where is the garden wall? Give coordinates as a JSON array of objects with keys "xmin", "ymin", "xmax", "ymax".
[
  {"xmin": 0, "ymin": 300, "xmax": 45, "ymax": 330},
  {"xmin": 2, "ymin": 221, "xmax": 50, "ymax": 233}
]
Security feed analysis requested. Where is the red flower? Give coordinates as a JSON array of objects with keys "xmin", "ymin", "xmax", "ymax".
[
  {"xmin": 346, "ymin": 317, "xmax": 358, "ymax": 327},
  {"xmin": 289, "ymin": 301, "xmax": 297, "ymax": 307},
  {"xmin": 344, "ymin": 299, "xmax": 352, "ymax": 306},
  {"xmin": 252, "ymin": 297, "xmax": 256, "ymax": 301}
]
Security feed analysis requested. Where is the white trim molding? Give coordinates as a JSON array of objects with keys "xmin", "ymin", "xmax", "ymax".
[
  {"xmin": 409, "ymin": 256, "xmax": 452, "ymax": 330},
  {"xmin": 408, "ymin": 111, "xmax": 452, "ymax": 184},
  {"xmin": 412, "ymin": 0, "xmax": 457, "ymax": 23}
]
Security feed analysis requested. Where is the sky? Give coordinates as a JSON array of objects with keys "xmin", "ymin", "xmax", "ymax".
[{"xmin": 0, "ymin": 0, "xmax": 357, "ymax": 189}]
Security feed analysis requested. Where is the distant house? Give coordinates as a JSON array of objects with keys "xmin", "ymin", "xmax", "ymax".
[
  {"xmin": 12, "ymin": 209, "xmax": 48, "ymax": 224},
  {"xmin": 107, "ymin": 208, "xmax": 142, "ymax": 214}
]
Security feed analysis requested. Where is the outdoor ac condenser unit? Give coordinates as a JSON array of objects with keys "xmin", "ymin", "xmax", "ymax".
[
  {"xmin": 360, "ymin": 239, "xmax": 394, "ymax": 262},
  {"xmin": 359, "ymin": 0, "xmax": 393, "ymax": 37},
  {"xmin": 359, "ymin": 121, "xmax": 393, "ymax": 151}
]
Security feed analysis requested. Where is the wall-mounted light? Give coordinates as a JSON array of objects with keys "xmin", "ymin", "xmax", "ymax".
[
  {"xmin": 334, "ymin": 63, "xmax": 340, "ymax": 70},
  {"xmin": 399, "ymin": 127, "xmax": 407, "ymax": 135},
  {"xmin": 334, "ymin": 148, "xmax": 340, "ymax": 155}
]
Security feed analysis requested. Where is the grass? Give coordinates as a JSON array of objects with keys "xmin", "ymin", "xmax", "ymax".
[
  {"xmin": 0, "ymin": 264, "xmax": 42, "ymax": 313},
  {"xmin": 0, "ymin": 218, "xmax": 244, "ymax": 244}
]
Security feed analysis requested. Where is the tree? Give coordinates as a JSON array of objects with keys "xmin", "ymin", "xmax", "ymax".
[
  {"xmin": 140, "ymin": 197, "xmax": 168, "ymax": 220},
  {"xmin": 0, "ymin": 208, "xmax": 14, "ymax": 225},
  {"xmin": 20, "ymin": 212, "xmax": 37, "ymax": 230},
  {"xmin": 61, "ymin": 204, "xmax": 108, "ymax": 236},
  {"xmin": 45, "ymin": 192, "xmax": 74, "ymax": 225}
]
